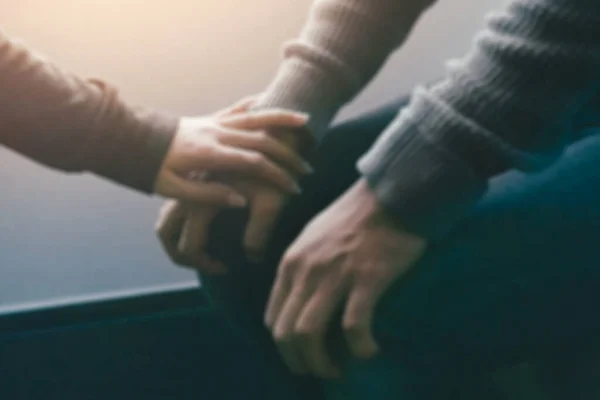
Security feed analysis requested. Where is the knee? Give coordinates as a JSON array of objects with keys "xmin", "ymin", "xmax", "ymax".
[{"xmin": 205, "ymin": 208, "xmax": 249, "ymax": 267}]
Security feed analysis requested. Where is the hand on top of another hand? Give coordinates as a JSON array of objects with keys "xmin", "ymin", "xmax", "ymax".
[
  {"xmin": 154, "ymin": 96, "xmax": 313, "ymax": 206},
  {"xmin": 155, "ymin": 97, "xmax": 313, "ymax": 273}
]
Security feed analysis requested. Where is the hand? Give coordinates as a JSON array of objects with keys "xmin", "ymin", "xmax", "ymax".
[
  {"xmin": 264, "ymin": 179, "xmax": 427, "ymax": 379},
  {"xmin": 156, "ymin": 102, "xmax": 311, "ymax": 272},
  {"xmin": 156, "ymin": 176, "xmax": 287, "ymax": 273},
  {"xmin": 154, "ymin": 97, "xmax": 312, "ymax": 206},
  {"xmin": 174, "ymin": 126, "xmax": 311, "ymax": 265},
  {"xmin": 155, "ymin": 199, "xmax": 224, "ymax": 273}
]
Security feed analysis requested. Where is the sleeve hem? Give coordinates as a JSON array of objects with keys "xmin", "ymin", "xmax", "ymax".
[{"xmin": 357, "ymin": 112, "xmax": 486, "ymax": 240}]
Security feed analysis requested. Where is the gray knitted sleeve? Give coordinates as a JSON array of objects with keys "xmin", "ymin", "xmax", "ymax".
[{"xmin": 255, "ymin": 0, "xmax": 600, "ymax": 239}]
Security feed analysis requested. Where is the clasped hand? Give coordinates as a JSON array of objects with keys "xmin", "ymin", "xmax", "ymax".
[
  {"xmin": 155, "ymin": 96, "xmax": 310, "ymax": 272},
  {"xmin": 155, "ymin": 98, "xmax": 427, "ymax": 380}
]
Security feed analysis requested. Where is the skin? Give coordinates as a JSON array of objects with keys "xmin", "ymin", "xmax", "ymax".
[
  {"xmin": 155, "ymin": 102, "xmax": 428, "ymax": 381},
  {"xmin": 157, "ymin": 160, "xmax": 428, "ymax": 379},
  {"xmin": 153, "ymin": 97, "xmax": 313, "ymax": 207},
  {"xmin": 156, "ymin": 104, "xmax": 314, "ymax": 271},
  {"xmin": 264, "ymin": 179, "xmax": 426, "ymax": 378}
]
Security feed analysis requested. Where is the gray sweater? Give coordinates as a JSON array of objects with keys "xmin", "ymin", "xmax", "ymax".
[{"xmin": 254, "ymin": 0, "xmax": 600, "ymax": 239}]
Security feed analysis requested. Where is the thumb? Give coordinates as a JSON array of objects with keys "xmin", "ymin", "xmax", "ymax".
[{"xmin": 155, "ymin": 170, "xmax": 248, "ymax": 208}]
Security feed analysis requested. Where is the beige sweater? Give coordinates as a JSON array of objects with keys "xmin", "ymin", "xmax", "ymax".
[
  {"xmin": 254, "ymin": 0, "xmax": 600, "ymax": 239},
  {"xmin": 0, "ymin": 31, "xmax": 176, "ymax": 193}
]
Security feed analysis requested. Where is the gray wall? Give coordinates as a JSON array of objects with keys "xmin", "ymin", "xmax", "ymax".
[{"xmin": 0, "ymin": 0, "xmax": 503, "ymax": 309}]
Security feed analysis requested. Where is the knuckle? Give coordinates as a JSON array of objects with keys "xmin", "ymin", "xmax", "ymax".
[
  {"xmin": 255, "ymin": 197, "xmax": 283, "ymax": 215},
  {"xmin": 280, "ymin": 251, "xmax": 299, "ymax": 271},
  {"xmin": 255, "ymin": 130, "xmax": 269, "ymax": 141},
  {"xmin": 256, "ymin": 132, "xmax": 273, "ymax": 147},
  {"xmin": 273, "ymin": 330, "xmax": 293, "ymax": 344},
  {"xmin": 249, "ymin": 152, "xmax": 266, "ymax": 166},
  {"xmin": 180, "ymin": 244, "xmax": 194, "ymax": 258},
  {"xmin": 342, "ymin": 319, "xmax": 367, "ymax": 335},
  {"xmin": 241, "ymin": 152, "xmax": 262, "ymax": 167},
  {"xmin": 342, "ymin": 315, "xmax": 359, "ymax": 331},
  {"xmin": 277, "ymin": 265, "xmax": 296, "ymax": 285},
  {"xmin": 154, "ymin": 222, "xmax": 165, "ymax": 238},
  {"xmin": 294, "ymin": 323, "xmax": 320, "ymax": 339}
]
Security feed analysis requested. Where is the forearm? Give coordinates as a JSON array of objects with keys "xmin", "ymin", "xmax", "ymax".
[
  {"xmin": 0, "ymin": 30, "xmax": 177, "ymax": 193},
  {"xmin": 254, "ymin": 0, "xmax": 436, "ymax": 149},
  {"xmin": 358, "ymin": 0, "xmax": 600, "ymax": 239}
]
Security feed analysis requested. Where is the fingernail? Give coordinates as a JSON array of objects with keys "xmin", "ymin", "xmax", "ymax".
[
  {"xmin": 296, "ymin": 113, "xmax": 310, "ymax": 123},
  {"xmin": 228, "ymin": 194, "xmax": 248, "ymax": 207},
  {"xmin": 291, "ymin": 183, "xmax": 302, "ymax": 194}
]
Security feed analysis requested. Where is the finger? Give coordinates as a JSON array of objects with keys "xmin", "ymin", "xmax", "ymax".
[
  {"xmin": 220, "ymin": 109, "xmax": 308, "ymax": 131},
  {"xmin": 157, "ymin": 170, "xmax": 249, "ymax": 207},
  {"xmin": 219, "ymin": 129, "xmax": 313, "ymax": 175},
  {"xmin": 265, "ymin": 263, "xmax": 306, "ymax": 374},
  {"xmin": 243, "ymin": 193, "xmax": 284, "ymax": 260},
  {"xmin": 178, "ymin": 208, "xmax": 226, "ymax": 275},
  {"xmin": 276, "ymin": 339, "xmax": 309, "ymax": 376},
  {"xmin": 265, "ymin": 269, "xmax": 291, "ymax": 330},
  {"xmin": 204, "ymin": 147, "xmax": 301, "ymax": 194},
  {"xmin": 196, "ymin": 254, "xmax": 228, "ymax": 274},
  {"xmin": 215, "ymin": 96, "xmax": 258, "ymax": 118},
  {"xmin": 342, "ymin": 284, "xmax": 382, "ymax": 359},
  {"xmin": 178, "ymin": 208, "xmax": 216, "ymax": 257},
  {"xmin": 155, "ymin": 201, "xmax": 192, "ymax": 267},
  {"xmin": 295, "ymin": 281, "xmax": 346, "ymax": 378},
  {"xmin": 272, "ymin": 284, "xmax": 313, "ymax": 375}
]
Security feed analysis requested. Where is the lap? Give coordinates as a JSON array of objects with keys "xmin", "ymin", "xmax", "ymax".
[
  {"xmin": 202, "ymin": 99, "xmax": 600, "ymax": 398},
  {"xmin": 201, "ymin": 99, "xmax": 407, "ymax": 399},
  {"xmin": 324, "ymin": 135, "xmax": 600, "ymax": 398},
  {"xmin": 379, "ymin": 134, "xmax": 600, "ymax": 361},
  {"xmin": 202, "ymin": 98, "xmax": 408, "ymax": 325}
]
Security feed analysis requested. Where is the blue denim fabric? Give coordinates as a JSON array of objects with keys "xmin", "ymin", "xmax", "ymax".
[{"xmin": 200, "ymin": 98, "xmax": 600, "ymax": 400}]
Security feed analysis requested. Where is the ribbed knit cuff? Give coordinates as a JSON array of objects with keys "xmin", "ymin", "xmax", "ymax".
[
  {"xmin": 357, "ymin": 89, "xmax": 488, "ymax": 240},
  {"xmin": 253, "ymin": 58, "xmax": 348, "ymax": 143}
]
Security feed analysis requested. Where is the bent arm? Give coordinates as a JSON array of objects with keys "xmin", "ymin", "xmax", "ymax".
[
  {"xmin": 253, "ymin": 0, "xmax": 436, "ymax": 146},
  {"xmin": 0, "ymin": 30, "xmax": 177, "ymax": 192},
  {"xmin": 358, "ymin": 0, "xmax": 600, "ymax": 239}
]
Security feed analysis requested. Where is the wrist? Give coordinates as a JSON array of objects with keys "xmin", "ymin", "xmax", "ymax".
[{"xmin": 349, "ymin": 179, "xmax": 425, "ymax": 242}]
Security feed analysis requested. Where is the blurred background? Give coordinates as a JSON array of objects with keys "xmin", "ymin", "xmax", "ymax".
[{"xmin": 0, "ymin": 0, "xmax": 503, "ymax": 310}]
